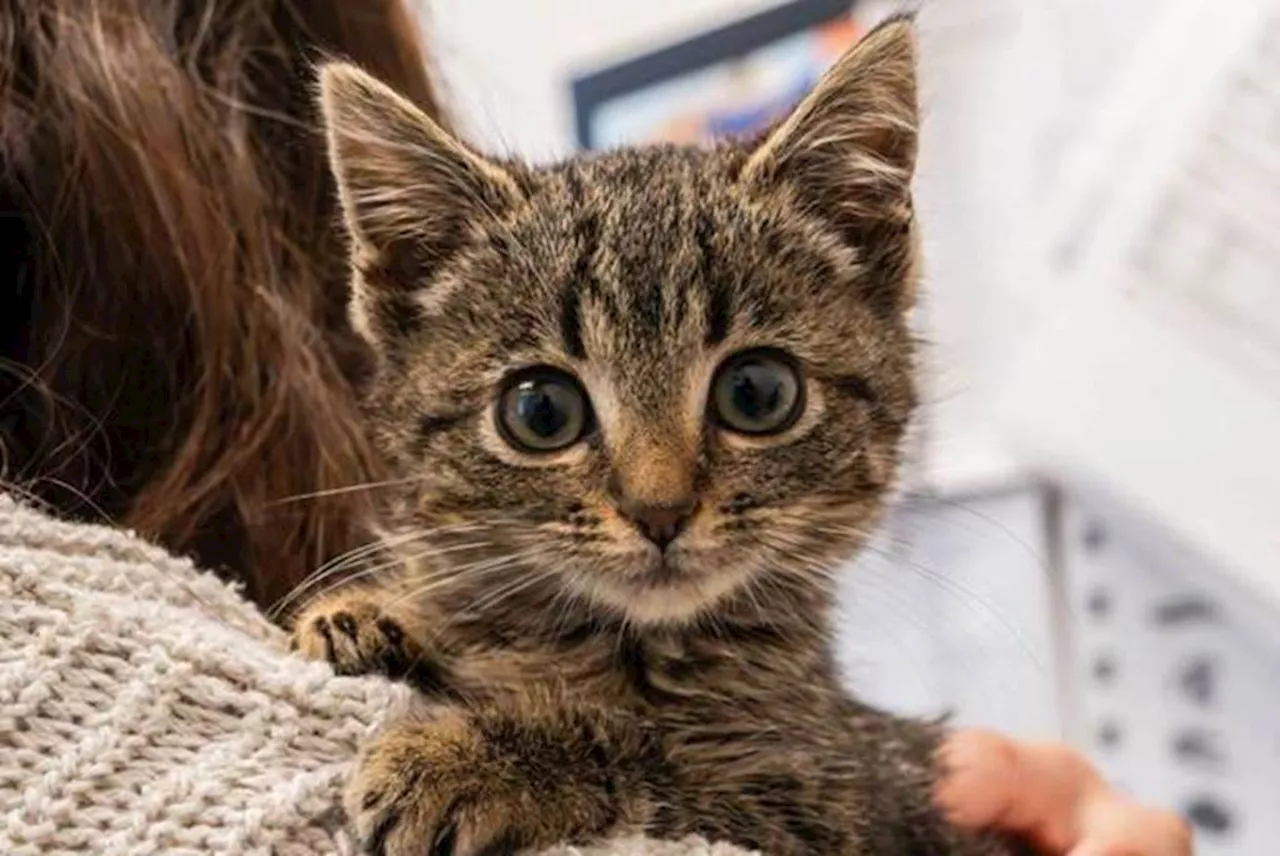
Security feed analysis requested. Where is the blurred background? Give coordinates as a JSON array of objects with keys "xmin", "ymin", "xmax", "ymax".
[{"xmin": 413, "ymin": 0, "xmax": 1279, "ymax": 852}]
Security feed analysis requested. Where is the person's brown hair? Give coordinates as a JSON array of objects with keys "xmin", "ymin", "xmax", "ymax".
[{"xmin": 0, "ymin": 0, "xmax": 447, "ymax": 610}]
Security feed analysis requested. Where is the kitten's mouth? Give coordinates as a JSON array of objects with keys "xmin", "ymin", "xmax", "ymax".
[
  {"xmin": 632, "ymin": 543, "xmax": 710, "ymax": 587},
  {"xmin": 644, "ymin": 553, "xmax": 688, "ymax": 584}
]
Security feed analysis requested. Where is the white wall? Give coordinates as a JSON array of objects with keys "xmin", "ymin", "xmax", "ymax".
[{"xmin": 837, "ymin": 488, "xmax": 1064, "ymax": 741}]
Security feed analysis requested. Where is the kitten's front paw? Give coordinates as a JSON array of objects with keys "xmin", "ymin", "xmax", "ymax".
[
  {"xmin": 290, "ymin": 592, "xmax": 435, "ymax": 686},
  {"xmin": 348, "ymin": 709, "xmax": 617, "ymax": 856}
]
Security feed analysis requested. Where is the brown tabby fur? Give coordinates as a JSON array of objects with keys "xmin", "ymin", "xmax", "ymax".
[{"xmin": 294, "ymin": 16, "xmax": 1020, "ymax": 856}]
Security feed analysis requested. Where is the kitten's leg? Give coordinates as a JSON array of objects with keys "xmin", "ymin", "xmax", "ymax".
[
  {"xmin": 348, "ymin": 698, "xmax": 1022, "ymax": 856},
  {"xmin": 347, "ymin": 699, "xmax": 662, "ymax": 856},
  {"xmin": 290, "ymin": 587, "xmax": 447, "ymax": 691},
  {"xmin": 642, "ymin": 707, "xmax": 1027, "ymax": 856}
]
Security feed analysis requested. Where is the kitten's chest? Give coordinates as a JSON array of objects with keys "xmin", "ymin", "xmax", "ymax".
[
  {"xmin": 443, "ymin": 625, "xmax": 836, "ymax": 714},
  {"xmin": 449, "ymin": 642, "xmax": 628, "ymax": 700}
]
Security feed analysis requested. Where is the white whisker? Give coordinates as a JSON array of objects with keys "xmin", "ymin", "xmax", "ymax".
[
  {"xmin": 386, "ymin": 546, "xmax": 551, "ymax": 613},
  {"xmin": 266, "ymin": 475, "xmax": 429, "ymax": 505},
  {"xmin": 271, "ymin": 526, "xmax": 492, "ymax": 618}
]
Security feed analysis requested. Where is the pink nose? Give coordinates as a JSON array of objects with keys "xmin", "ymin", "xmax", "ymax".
[{"xmin": 618, "ymin": 500, "xmax": 694, "ymax": 549}]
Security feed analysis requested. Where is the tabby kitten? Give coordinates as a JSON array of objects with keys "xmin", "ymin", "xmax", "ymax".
[{"xmin": 294, "ymin": 16, "xmax": 1017, "ymax": 856}]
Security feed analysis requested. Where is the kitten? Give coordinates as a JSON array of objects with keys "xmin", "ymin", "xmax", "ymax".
[{"xmin": 294, "ymin": 16, "xmax": 1019, "ymax": 856}]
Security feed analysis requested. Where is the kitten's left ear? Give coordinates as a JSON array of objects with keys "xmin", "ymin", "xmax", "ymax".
[
  {"xmin": 318, "ymin": 62, "xmax": 522, "ymax": 295},
  {"xmin": 741, "ymin": 16, "xmax": 919, "ymax": 299}
]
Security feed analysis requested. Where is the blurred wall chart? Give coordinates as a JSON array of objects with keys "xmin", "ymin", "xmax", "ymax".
[{"xmin": 574, "ymin": 5, "xmax": 862, "ymax": 148}]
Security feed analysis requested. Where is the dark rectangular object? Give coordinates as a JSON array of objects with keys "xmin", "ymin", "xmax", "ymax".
[{"xmin": 571, "ymin": 0, "xmax": 856, "ymax": 150}]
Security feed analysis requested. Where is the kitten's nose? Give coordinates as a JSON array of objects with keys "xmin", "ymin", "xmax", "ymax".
[{"xmin": 618, "ymin": 500, "xmax": 694, "ymax": 549}]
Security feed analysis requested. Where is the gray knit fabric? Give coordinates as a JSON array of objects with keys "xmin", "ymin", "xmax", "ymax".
[{"xmin": 0, "ymin": 495, "xmax": 752, "ymax": 856}]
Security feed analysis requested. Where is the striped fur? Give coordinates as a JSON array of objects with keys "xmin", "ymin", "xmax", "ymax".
[{"xmin": 296, "ymin": 17, "xmax": 1020, "ymax": 856}]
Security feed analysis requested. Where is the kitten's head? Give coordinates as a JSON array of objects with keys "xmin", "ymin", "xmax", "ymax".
[{"xmin": 318, "ymin": 18, "xmax": 920, "ymax": 627}]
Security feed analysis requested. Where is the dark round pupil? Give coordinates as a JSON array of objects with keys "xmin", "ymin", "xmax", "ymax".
[
  {"xmin": 517, "ymin": 385, "xmax": 568, "ymax": 438},
  {"xmin": 730, "ymin": 364, "xmax": 782, "ymax": 420}
]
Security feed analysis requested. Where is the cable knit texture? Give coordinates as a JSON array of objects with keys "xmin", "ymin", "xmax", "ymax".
[{"xmin": 0, "ymin": 495, "xmax": 753, "ymax": 856}]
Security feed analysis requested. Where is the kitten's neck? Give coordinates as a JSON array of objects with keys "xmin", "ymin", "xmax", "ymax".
[
  {"xmin": 388, "ymin": 555, "xmax": 846, "ymax": 704},
  {"xmin": 391, "ymin": 540, "xmax": 843, "ymax": 695},
  {"xmin": 586, "ymin": 582, "xmax": 843, "ymax": 704}
]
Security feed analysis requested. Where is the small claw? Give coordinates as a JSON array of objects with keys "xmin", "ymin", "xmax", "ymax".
[
  {"xmin": 366, "ymin": 807, "xmax": 401, "ymax": 856},
  {"xmin": 429, "ymin": 819, "xmax": 458, "ymax": 856}
]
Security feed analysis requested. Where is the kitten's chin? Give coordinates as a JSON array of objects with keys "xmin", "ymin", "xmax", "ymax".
[{"xmin": 578, "ymin": 553, "xmax": 751, "ymax": 626}]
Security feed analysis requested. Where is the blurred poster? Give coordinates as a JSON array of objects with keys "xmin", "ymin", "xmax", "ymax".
[
  {"xmin": 594, "ymin": 17, "xmax": 861, "ymax": 147},
  {"xmin": 573, "ymin": 1, "xmax": 869, "ymax": 150}
]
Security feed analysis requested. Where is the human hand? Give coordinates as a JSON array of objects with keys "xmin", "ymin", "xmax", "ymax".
[{"xmin": 936, "ymin": 729, "xmax": 1194, "ymax": 856}]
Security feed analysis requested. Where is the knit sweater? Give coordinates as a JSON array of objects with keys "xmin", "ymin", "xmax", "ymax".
[{"xmin": 0, "ymin": 495, "xmax": 752, "ymax": 855}]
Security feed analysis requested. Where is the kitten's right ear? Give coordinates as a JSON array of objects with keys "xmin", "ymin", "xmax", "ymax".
[
  {"xmin": 318, "ymin": 62, "xmax": 521, "ymax": 296},
  {"xmin": 739, "ymin": 16, "xmax": 919, "ymax": 310}
]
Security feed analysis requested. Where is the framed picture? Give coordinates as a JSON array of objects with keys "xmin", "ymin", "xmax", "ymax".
[{"xmin": 571, "ymin": 0, "xmax": 871, "ymax": 151}]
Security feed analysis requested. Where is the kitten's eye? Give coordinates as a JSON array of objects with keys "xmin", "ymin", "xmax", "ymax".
[
  {"xmin": 711, "ymin": 349, "xmax": 804, "ymax": 436},
  {"xmin": 497, "ymin": 368, "xmax": 591, "ymax": 452}
]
